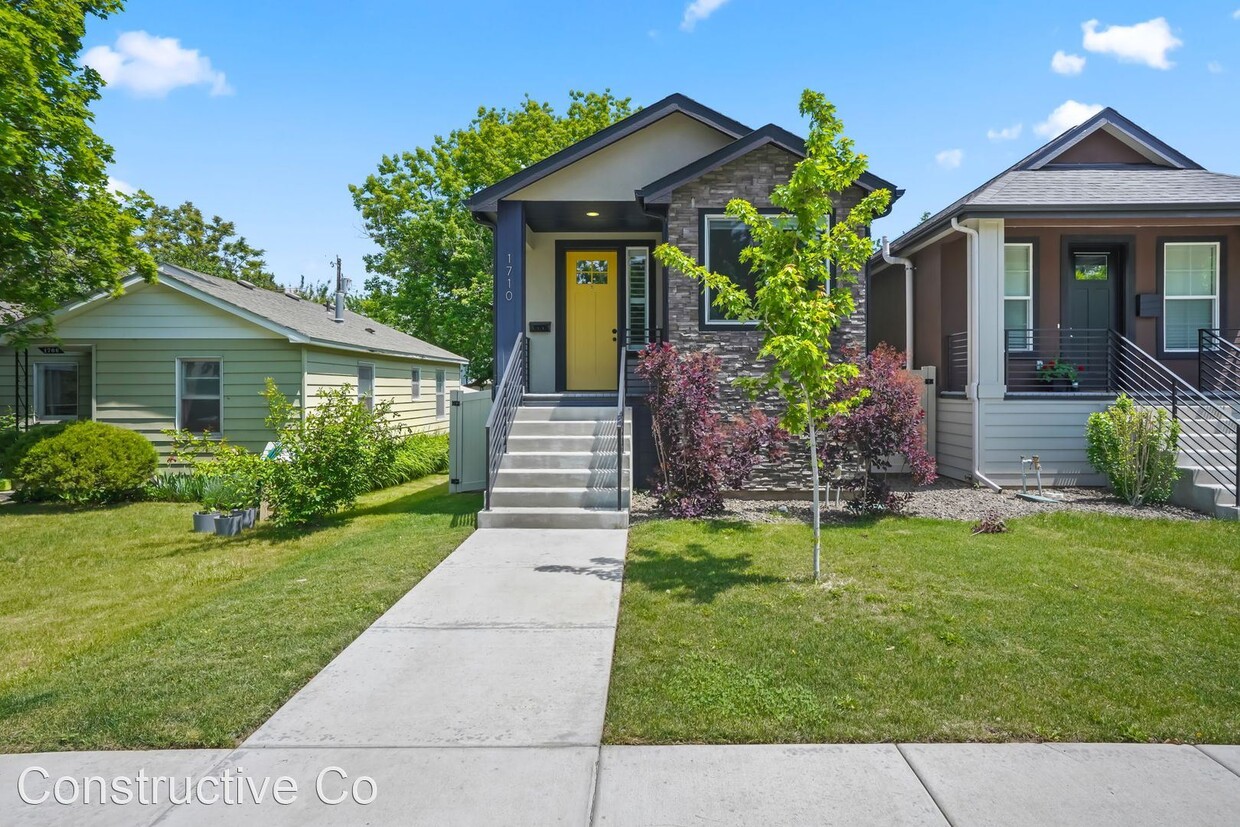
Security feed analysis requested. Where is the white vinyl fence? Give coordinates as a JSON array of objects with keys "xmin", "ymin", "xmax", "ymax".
[{"xmin": 448, "ymin": 388, "xmax": 491, "ymax": 493}]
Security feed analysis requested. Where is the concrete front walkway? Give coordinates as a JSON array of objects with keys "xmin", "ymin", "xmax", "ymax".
[{"xmin": 5, "ymin": 525, "xmax": 1240, "ymax": 825}]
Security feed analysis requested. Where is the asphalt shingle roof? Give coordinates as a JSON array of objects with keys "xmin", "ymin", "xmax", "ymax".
[
  {"xmin": 970, "ymin": 169, "xmax": 1240, "ymax": 207},
  {"xmin": 162, "ymin": 264, "xmax": 466, "ymax": 363}
]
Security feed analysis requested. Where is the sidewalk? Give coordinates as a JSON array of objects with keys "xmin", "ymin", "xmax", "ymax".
[{"xmin": 4, "ymin": 525, "xmax": 1240, "ymax": 825}]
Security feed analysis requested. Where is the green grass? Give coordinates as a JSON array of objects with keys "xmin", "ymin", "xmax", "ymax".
[
  {"xmin": 0, "ymin": 477, "xmax": 478, "ymax": 752},
  {"xmin": 605, "ymin": 512, "xmax": 1240, "ymax": 745}
]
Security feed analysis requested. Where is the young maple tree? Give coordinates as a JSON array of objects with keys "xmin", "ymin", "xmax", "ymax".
[
  {"xmin": 636, "ymin": 343, "xmax": 786, "ymax": 517},
  {"xmin": 821, "ymin": 344, "xmax": 937, "ymax": 513},
  {"xmin": 653, "ymin": 90, "xmax": 892, "ymax": 579}
]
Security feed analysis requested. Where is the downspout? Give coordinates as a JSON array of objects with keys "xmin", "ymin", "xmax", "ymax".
[
  {"xmin": 950, "ymin": 217, "xmax": 1001, "ymax": 492},
  {"xmin": 880, "ymin": 237, "xmax": 915, "ymax": 370}
]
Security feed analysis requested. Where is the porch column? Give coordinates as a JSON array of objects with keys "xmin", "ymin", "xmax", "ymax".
[
  {"xmin": 970, "ymin": 217, "xmax": 1006, "ymax": 400},
  {"xmin": 493, "ymin": 200, "xmax": 526, "ymax": 384}
]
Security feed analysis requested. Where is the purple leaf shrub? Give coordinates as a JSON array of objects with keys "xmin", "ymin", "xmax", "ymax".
[{"xmin": 636, "ymin": 343, "xmax": 788, "ymax": 517}]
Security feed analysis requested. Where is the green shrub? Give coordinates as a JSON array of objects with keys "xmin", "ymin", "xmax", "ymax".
[
  {"xmin": 367, "ymin": 433, "xmax": 450, "ymax": 491},
  {"xmin": 1086, "ymin": 394, "xmax": 1181, "ymax": 506},
  {"xmin": 166, "ymin": 429, "xmax": 265, "ymax": 510},
  {"xmin": 14, "ymin": 421, "xmax": 158, "ymax": 504},
  {"xmin": 261, "ymin": 379, "xmax": 403, "ymax": 526},
  {"xmin": 0, "ymin": 422, "xmax": 70, "ymax": 478}
]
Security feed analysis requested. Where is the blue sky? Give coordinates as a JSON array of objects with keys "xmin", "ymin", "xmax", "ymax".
[{"xmin": 84, "ymin": 1, "xmax": 1240, "ymax": 289}]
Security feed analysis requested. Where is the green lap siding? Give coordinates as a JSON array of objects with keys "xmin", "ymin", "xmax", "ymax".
[
  {"xmin": 304, "ymin": 347, "xmax": 460, "ymax": 434},
  {"xmin": 94, "ymin": 339, "xmax": 303, "ymax": 455}
]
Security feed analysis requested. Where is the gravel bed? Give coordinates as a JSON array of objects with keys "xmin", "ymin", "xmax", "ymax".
[{"xmin": 631, "ymin": 478, "xmax": 1207, "ymax": 525}]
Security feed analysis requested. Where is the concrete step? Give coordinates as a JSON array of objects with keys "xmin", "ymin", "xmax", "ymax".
[
  {"xmin": 515, "ymin": 405, "xmax": 625, "ymax": 421},
  {"xmin": 501, "ymin": 451, "xmax": 620, "ymax": 470},
  {"xmin": 1170, "ymin": 470, "xmax": 1239, "ymax": 518},
  {"xmin": 507, "ymin": 434, "xmax": 631, "ymax": 454},
  {"xmin": 510, "ymin": 418, "xmax": 631, "ymax": 437},
  {"xmin": 477, "ymin": 506, "xmax": 629, "ymax": 530},
  {"xmin": 490, "ymin": 486, "xmax": 630, "ymax": 509},
  {"xmin": 493, "ymin": 467, "xmax": 627, "ymax": 489},
  {"xmin": 521, "ymin": 394, "xmax": 617, "ymax": 408}
]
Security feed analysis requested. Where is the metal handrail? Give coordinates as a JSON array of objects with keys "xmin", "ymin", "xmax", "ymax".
[
  {"xmin": 615, "ymin": 344, "xmax": 627, "ymax": 512},
  {"xmin": 1110, "ymin": 330, "xmax": 1238, "ymax": 501},
  {"xmin": 1199, "ymin": 328, "xmax": 1240, "ymax": 396},
  {"xmin": 483, "ymin": 333, "xmax": 527, "ymax": 511}
]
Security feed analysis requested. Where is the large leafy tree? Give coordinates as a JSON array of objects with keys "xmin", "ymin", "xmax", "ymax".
[
  {"xmin": 0, "ymin": 1, "xmax": 155, "ymax": 335},
  {"xmin": 350, "ymin": 90, "xmax": 636, "ymax": 381},
  {"xmin": 127, "ymin": 194, "xmax": 279, "ymax": 289},
  {"xmin": 654, "ymin": 90, "xmax": 892, "ymax": 580}
]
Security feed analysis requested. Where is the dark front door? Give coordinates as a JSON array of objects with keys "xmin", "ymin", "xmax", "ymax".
[{"xmin": 1065, "ymin": 251, "xmax": 1116, "ymax": 331}]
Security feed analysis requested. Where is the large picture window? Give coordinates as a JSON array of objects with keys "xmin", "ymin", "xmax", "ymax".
[
  {"xmin": 1164, "ymin": 242, "xmax": 1220, "ymax": 352},
  {"xmin": 1003, "ymin": 243, "xmax": 1034, "ymax": 351},
  {"xmin": 702, "ymin": 215, "xmax": 758, "ymax": 326},
  {"xmin": 36, "ymin": 363, "xmax": 79, "ymax": 420},
  {"xmin": 178, "ymin": 359, "xmax": 222, "ymax": 434}
]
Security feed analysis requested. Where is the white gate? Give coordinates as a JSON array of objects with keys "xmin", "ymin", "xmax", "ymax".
[{"xmin": 449, "ymin": 388, "xmax": 492, "ymax": 493}]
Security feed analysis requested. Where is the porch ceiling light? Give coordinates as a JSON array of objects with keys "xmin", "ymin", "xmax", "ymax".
[{"xmin": 585, "ymin": 210, "xmax": 600, "ymax": 217}]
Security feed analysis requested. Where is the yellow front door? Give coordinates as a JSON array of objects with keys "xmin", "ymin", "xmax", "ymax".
[{"xmin": 565, "ymin": 250, "xmax": 619, "ymax": 390}]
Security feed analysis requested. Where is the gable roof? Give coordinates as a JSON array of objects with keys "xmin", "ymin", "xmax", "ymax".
[
  {"xmin": 465, "ymin": 93, "xmax": 751, "ymax": 213},
  {"xmin": 636, "ymin": 123, "xmax": 904, "ymax": 211},
  {"xmin": 876, "ymin": 107, "xmax": 1239, "ymax": 266},
  {"xmin": 11, "ymin": 264, "xmax": 465, "ymax": 364}
]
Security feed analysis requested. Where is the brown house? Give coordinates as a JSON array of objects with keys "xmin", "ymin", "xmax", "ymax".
[{"xmin": 869, "ymin": 108, "xmax": 1238, "ymax": 518}]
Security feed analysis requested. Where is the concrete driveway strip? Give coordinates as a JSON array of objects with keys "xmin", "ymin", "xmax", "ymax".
[
  {"xmin": 593, "ymin": 745, "xmax": 949, "ymax": 826},
  {"xmin": 0, "ymin": 750, "xmax": 230, "ymax": 827},
  {"xmin": 899, "ymin": 743, "xmax": 1240, "ymax": 827}
]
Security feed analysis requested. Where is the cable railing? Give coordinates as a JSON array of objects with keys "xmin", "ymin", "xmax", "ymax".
[
  {"xmin": 1003, "ymin": 328, "xmax": 1111, "ymax": 393},
  {"xmin": 1110, "ymin": 330, "xmax": 1238, "ymax": 502},
  {"xmin": 1199, "ymin": 328, "xmax": 1240, "ymax": 396},
  {"xmin": 483, "ymin": 333, "xmax": 528, "ymax": 511},
  {"xmin": 943, "ymin": 331, "xmax": 968, "ymax": 394}
]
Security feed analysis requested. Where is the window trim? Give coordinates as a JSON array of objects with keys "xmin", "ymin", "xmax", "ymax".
[
  {"xmin": 357, "ymin": 362, "xmax": 376, "ymax": 411},
  {"xmin": 411, "ymin": 367, "xmax": 422, "ymax": 399},
  {"xmin": 1161, "ymin": 240, "xmax": 1222, "ymax": 354},
  {"xmin": 34, "ymin": 361, "xmax": 80, "ymax": 422},
  {"xmin": 176, "ymin": 357, "xmax": 224, "ymax": 436},
  {"xmin": 1003, "ymin": 242, "xmax": 1035, "ymax": 352},
  {"xmin": 435, "ymin": 369, "xmax": 447, "ymax": 419}
]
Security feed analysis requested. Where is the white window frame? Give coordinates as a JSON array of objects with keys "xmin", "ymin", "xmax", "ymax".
[
  {"xmin": 435, "ymin": 369, "xmax": 447, "ymax": 419},
  {"xmin": 34, "ymin": 361, "xmax": 80, "ymax": 422},
  {"xmin": 626, "ymin": 246, "xmax": 650, "ymax": 348},
  {"xmin": 176, "ymin": 357, "xmax": 224, "ymax": 436},
  {"xmin": 1003, "ymin": 243, "xmax": 1034, "ymax": 352},
  {"xmin": 702, "ymin": 214, "xmax": 760, "ymax": 327},
  {"xmin": 411, "ymin": 367, "xmax": 422, "ymax": 399},
  {"xmin": 1163, "ymin": 241, "xmax": 1221, "ymax": 353},
  {"xmin": 357, "ymin": 362, "xmax": 375, "ymax": 411}
]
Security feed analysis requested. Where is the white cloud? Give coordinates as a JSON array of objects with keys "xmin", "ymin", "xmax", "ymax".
[
  {"xmin": 1035, "ymin": 100, "xmax": 1105, "ymax": 137},
  {"xmin": 986, "ymin": 123, "xmax": 1023, "ymax": 141},
  {"xmin": 1081, "ymin": 17, "xmax": 1182, "ymax": 70},
  {"xmin": 83, "ymin": 31, "xmax": 232, "ymax": 97},
  {"xmin": 935, "ymin": 149, "xmax": 964, "ymax": 170},
  {"xmin": 1209, "ymin": 61, "xmax": 1224, "ymax": 74},
  {"xmin": 1234, "ymin": 9, "xmax": 1240, "ymax": 20},
  {"xmin": 680, "ymin": 0, "xmax": 730, "ymax": 32},
  {"xmin": 1051, "ymin": 50, "xmax": 1086, "ymax": 75},
  {"xmin": 107, "ymin": 177, "xmax": 136, "ymax": 196}
]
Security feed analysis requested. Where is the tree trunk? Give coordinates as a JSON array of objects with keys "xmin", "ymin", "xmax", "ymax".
[{"xmin": 806, "ymin": 390, "xmax": 821, "ymax": 581}]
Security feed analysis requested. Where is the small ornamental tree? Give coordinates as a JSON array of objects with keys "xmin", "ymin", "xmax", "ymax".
[
  {"xmin": 653, "ymin": 90, "xmax": 892, "ymax": 579},
  {"xmin": 637, "ymin": 343, "xmax": 786, "ymax": 517},
  {"xmin": 821, "ymin": 344, "xmax": 937, "ymax": 513},
  {"xmin": 1086, "ymin": 394, "xmax": 1180, "ymax": 506}
]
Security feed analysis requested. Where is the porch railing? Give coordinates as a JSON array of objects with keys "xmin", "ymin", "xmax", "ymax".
[
  {"xmin": 483, "ymin": 332, "xmax": 528, "ymax": 511},
  {"xmin": 1199, "ymin": 328, "xmax": 1240, "ymax": 396},
  {"xmin": 943, "ymin": 331, "xmax": 968, "ymax": 393},
  {"xmin": 1003, "ymin": 328, "xmax": 1111, "ymax": 393},
  {"xmin": 615, "ymin": 345, "xmax": 627, "ymax": 512}
]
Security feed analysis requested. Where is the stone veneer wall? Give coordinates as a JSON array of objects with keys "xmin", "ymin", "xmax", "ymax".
[{"xmin": 663, "ymin": 143, "xmax": 871, "ymax": 492}]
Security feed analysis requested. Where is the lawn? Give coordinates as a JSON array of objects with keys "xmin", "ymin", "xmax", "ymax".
[
  {"xmin": 0, "ymin": 477, "xmax": 478, "ymax": 753},
  {"xmin": 605, "ymin": 512, "xmax": 1240, "ymax": 745}
]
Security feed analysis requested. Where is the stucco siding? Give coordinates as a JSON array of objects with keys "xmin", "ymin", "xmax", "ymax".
[
  {"xmin": 977, "ymin": 397, "xmax": 1111, "ymax": 486},
  {"xmin": 55, "ymin": 281, "xmax": 282, "ymax": 340},
  {"xmin": 92, "ymin": 338, "xmax": 302, "ymax": 455},
  {"xmin": 936, "ymin": 397, "xmax": 973, "ymax": 481},
  {"xmin": 304, "ymin": 347, "xmax": 460, "ymax": 433}
]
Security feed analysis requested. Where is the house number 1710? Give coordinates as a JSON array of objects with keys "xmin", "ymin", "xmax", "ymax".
[{"xmin": 505, "ymin": 253, "xmax": 513, "ymax": 302}]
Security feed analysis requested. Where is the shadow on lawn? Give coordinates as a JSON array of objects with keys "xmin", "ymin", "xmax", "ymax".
[{"xmin": 624, "ymin": 541, "xmax": 781, "ymax": 603}]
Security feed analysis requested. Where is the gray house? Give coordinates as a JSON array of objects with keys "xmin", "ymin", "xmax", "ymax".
[{"xmin": 466, "ymin": 93, "xmax": 901, "ymax": 527}]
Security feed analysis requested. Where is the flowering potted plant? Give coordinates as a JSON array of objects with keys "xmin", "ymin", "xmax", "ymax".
[{"xmin": 1035, "ymin": 358, "xmax": 1083, "ymax": 391}]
